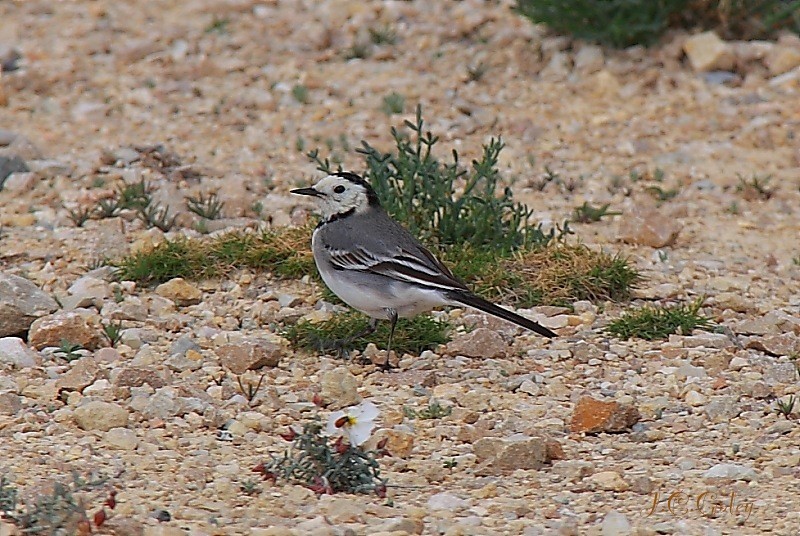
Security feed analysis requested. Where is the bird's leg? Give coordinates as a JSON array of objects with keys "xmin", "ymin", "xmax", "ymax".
[{"xmin": 381, "ymin": 308, "xmax": 399, "ymax": 371}]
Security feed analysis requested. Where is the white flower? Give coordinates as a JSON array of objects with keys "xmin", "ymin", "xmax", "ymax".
[{"xmin": 326, "ymin": 400, "xmax": 380, "ymax": 446}]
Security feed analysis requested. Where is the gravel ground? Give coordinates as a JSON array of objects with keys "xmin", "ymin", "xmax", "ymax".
[{"xmin": 1, "ymin": 1, "xmax": 800, "ymax": 535}]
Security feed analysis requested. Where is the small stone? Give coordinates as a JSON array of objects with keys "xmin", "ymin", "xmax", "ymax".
[
  {"xmin": 601, "ymin": 510, "xmax": 632, "ymax": 536},
  {"xmin": 446, "ymin": 328, "xmax": 507, "ymax": 358},
  {"xmin": 277, "ymin": 293, "xmax": 302, "ymax": 308},
  {"xmin": 74, "ymin": 400, "xmax": 129, "ymax": 431},
  {"xmin": 155, "ymin": 277, "xmax": 202, "ymax": 306},
  {"xmin": 683, "ymin": 31, "xmax": 735, "ymax": 72},
  {"xmin": 64, "ymin": 276, "xmax": 109, "ymax": 310},
  {"xmin": 0, "ymin": 392, "xmax": 22, "ymax": 415},
  {"xmin": 684, "ymin": 390, "xmax": 706, "ymax": 407},
  {"xmin": 630, "ymin": 475, "xmax": 654, "ymax": 495},
  {"xmin": 56, "ymin": 356, "xmax": 100, "ymax": 392},
  {"xmin": 541, "ymin": 51, "xmax": 570, "ymax": 80},
  {"xmin": 675, "ymin": 362, "xmax": 707, "ymax": 379},
  {"xmin": 736, "ymin": 316, "xmax": 780, "ymax": 335},
  {"xmin": 319, "ymin": 366, "xmax": 361, "ymax": 409},
  {"xmin": 170, "ymin": 335, "xmax": 200, "ymax": 356},
  {"xmin": 165, "ymin": 350, "xmax": 203, "ymax": 372},
  {"xmin": 375, "ymin": 369, "xmax": 437, "ymax": 388},
  {"xmin": 587, "ymin": 471, "xmax": 629, "ymax": 492},
  {"xmin": 0, "ymin": 156, "xmax": 28, "ymax": 185},
  {"xmin": 765, "ymin": 45, "xmax": 800, "ymax": 76},
  {"xmin": 113, "ymin": 366, "xmax": 166, "ymax": 388},
  {"xmin": 26, "ymin": 159, "xmax": 70, "ymax": 178},
  {"xmin": 766, "ymin": 420, "xmax": 794, "ymax": 435},
  {"xmin": 83, "ymin": 379, "xmax": 112, "ymax": 397},
  {"xmin": 2, "ymin": 172, "xmax": 36, "ymax": 193},
  {"xmin": 618, "ymin": 205, "xmax": 682, "ymax": 248},
  {"xmin": 704, "ymin": 396, "xmax": 740, "ymax": 422},
  {"xmin": 703, "ymin": 463, "xmax": 757, "ymax": 481},
  {"xmin": 28, "ymin": 311, "xmax": 104, "ymax": 351},
  {"xmin": 764, "ymin": 362, "xmax": 798, "ymax": 384},
  {"xmin": 745, "ymin": 380, "xmax": 772, "ymax": 399},
  {"xmin": 142, "ymin": 526, "xmax": 185, "ymax": 536},
  {"xmin": 728, "ymin": 356, "xmax": 749, "ymax": 370},
  {"xmin": 372, "ymin": 428, "xmax": 414, "ymax": 458},
  {"xmin": 426, "ymin": 492, "xmax": 468, "ymax": 511},
  {"xmin": 139, "ymin": 387, "xmax": 184, "ymax": 419},
  {"xmin": 104, "ymin": 427, "xmax": 139, "ymax": 450},
  {"xmin": 574, "ymin": 45, "xmax": 604, "ymax": 73},
  {"xmin": 518, "ymin": 379, "xmax": 540, "ymax": 396},
  {"xmin": 375, "ymin": 517, "xmax": 424, "ymax": 535},
  {"xmin": 0, "ymin": 273, "xmax": 59, "ymax": 337},
  {"xmin": 215, "ymin": 339, "xmax": 282, "ymax": 374},
  {"xmin": 119, "ymin": 328, "xmax": 143, "ymax": 349},
  {"xmin": 571, "ymin": 341, "xmax": 603, "ymax": 363},
  {"xmin": 592, "ymin": 69, "xmax": 621, "ymax": 98},
  {"xmin": 746, "ymin": 333, "xmax": 800, "ymax": 356},
  {"xmin": 474, "ymin": 435, "xmax": 561, "ymax": 471},
  {"xmin": 570, "ymin": 396, "xmax": 640, "ymax": 434},
  {"xmin": 0, "ymin": 337, "xmax": 40, "ymax": 368}
]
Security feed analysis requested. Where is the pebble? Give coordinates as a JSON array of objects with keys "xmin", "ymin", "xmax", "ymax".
[
  {"xmin": 63, "ymin": 275, "xmax": 109, "ymax": 309},
  {"xmin": 0, "ymin": 272, "xmax": 59, "ymax": 337},
  {"xmin": 0, "ymin": 392, "xmax": 23, "ymax": 416},
  {"xmin": 704, "ymin": 396, "xmax": 740, "ymax": 422},
  {"xmin": 319, "ymin": 367, "xmax": 361, "ymax": 409},
  {"xmin": 104, "ymin": 427, "xmax": 139, "ymax": 450},
  {"xmin": 473, "ymin": 435, "xmax": 562, "ymax": 471},
  {"xmin": 703, "ymin": 463, "xmax": 757, "ymax": 481},
  {"xmin": 587, "ymin": 471, "xmax": 629, "ymax": 492},
  {"xmin": 28, "ymin": 311, "xmax": 105, "ymax": 351},
  {"xmin": 215, "ymin": 338, "xmax": 282, "ymax": 374},
  {"xmin": 684, "ymin": 390, "xmax": 706, "ymax": 406},
  {"xmin": 601, "ymin": 510, "xmax": 632, "ymax": 536},
  {"xmin": 55, "ymin": 356, "xmax": 100, "ymax": 392},
  {"xmin": 0, "ymin": 337, "xmax": 40, "ymax": 368},
  {"xmin": 683, "ymin": 31, "xmax": 735, "ymax": 72},
  {"xmin": 155, "ymin": 277, "xmax": 202, "ymax": 306},
  {"xmin": 446, "ymin": 328, "xmax": 508, "ymax": 358},
  {"xmin": 618, "ymin": 205, "xmax": 682, "ymax": 248},
  {"xmin": 570, "ymin": 396, "xmax": 640, "ymax": 433},
  {"xmin": 73, "ymin": 400, "xmax": 129, "ymax": 431},
  {"xmin": 427, "ymin": 492, "xmax": 469, "ymax": 511}
]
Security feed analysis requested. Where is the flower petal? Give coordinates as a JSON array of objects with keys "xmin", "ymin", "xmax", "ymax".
[
  {"xmin": 347, "ymin": 420, "xmax": 376, "ymax": 446},
  {"xmin": 355, "ymin": 400, "xmax": 380, "ymax": 421}
]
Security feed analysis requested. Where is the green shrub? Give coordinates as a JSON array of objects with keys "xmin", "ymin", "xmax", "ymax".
[
  {"xmin": 515, "ymin": 0, "xmax": 800, "ymax": 48},
  {"xmin": 310, "ymin": 105, "xmax": 564, "ymax": 253},
  {"xmin": 114, "ymin": 225, "xmax": 315, "ymax": 285},
  {"xmin": 605, "ymin": 299, "xmax": 713, "ymax": 340},
  {"xmin": 516, "ymin": 0, "xmax": 689, "ymax": 47},
  {"xmin": 253, "ymin": 419, "xmax": 387, "ymax": 496}
]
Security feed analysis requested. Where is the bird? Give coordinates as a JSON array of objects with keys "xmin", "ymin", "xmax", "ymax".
[{"xmin": 291, "ymin": 171, "xmax": 557, "ymax": 360}]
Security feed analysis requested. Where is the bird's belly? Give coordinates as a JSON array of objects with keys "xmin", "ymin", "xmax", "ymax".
[{"xmin": 318, "ymin": 266, "xmax": 448, "ymax": 319}]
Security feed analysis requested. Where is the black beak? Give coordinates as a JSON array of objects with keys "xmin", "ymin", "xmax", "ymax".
[{"xmin": 290, "ymin": 187, "xmax": 323, "ymax": 197}]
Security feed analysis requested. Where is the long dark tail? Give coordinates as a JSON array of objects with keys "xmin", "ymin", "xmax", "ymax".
[{"xmin": 447, "ymin": 290, "xmax": 557, "ymax": 338}]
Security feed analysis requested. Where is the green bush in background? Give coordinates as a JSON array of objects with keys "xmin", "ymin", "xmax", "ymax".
[{"xmin": 516, "ymin": 0, "xmax": 800, "ymax": 48}]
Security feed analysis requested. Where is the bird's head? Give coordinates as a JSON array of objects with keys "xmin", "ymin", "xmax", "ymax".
[{"xmin": 291, "ymin": 172, "xmax": 380, "ymax": 219}]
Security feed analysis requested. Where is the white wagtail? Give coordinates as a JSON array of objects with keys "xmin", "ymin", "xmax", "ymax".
[{"xmin": 291, "ymin": 172, "xmax": 557, "ymax": 357}]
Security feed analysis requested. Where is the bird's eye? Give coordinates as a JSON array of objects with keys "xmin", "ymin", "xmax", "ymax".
[{"xmin": 333, "ymin": 185, "xmax": 345, "ymax": 194}]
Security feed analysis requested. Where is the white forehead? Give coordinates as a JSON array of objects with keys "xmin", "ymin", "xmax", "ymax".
[{"xmin": 313, "ymin": 174, "xmax": 363, "ymax": 192}]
